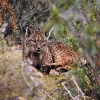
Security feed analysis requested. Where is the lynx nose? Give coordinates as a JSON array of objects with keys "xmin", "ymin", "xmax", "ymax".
[{"xmin": 37, "ymin": 47, "xmax": 40, "ymax": 50}]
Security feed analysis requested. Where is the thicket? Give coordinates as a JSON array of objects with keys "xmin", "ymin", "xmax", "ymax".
[{"xmin": 0, "ymin": 0, "xmax": 100, "ymax": 100}]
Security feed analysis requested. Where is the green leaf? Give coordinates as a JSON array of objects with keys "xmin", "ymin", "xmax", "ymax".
[
  {"xmin": 58, "ymin": 1, "xmax": 72, "ymax": 10},
  {"xmin": 43, "ymin": 20, "xmax": 54, "ymax": 32},
  {"xmin": 86, "ymin": 39, "xmax": 98, "ymax": 55},
  {"xmin": 51, "ymin": 5, "xmax": 59, "ymax": 16},
  {"xmin": 85, "ymin": 25, "xmax": 94, "ymax": 35},
  {"xmin": 53, "ymin": 24, "xmax": 60, "ymax": 38}
]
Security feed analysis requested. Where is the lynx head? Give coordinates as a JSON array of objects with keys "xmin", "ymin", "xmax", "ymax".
[{"xmin": 25, "ymin": 26, "xmax": 48, "ymax": 54}]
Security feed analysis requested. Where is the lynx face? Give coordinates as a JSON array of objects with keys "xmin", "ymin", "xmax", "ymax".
[{"xmin": 25, "ymin": 27, "xmax": 48, "ymax": 55}]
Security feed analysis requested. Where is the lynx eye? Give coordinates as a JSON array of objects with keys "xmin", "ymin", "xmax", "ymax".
[
  {"xmin": 42, "ymin": 41, "xmax": 46, "ymax": 46},
  {"xmin": 29, "ymin": 40, "xmax": 36, "ymax": 45}
]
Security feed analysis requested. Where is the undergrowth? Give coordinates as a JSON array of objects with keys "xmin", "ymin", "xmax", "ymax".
[{"xmin": 0, "ymin": 40, "xmax": 96, "ymax": 100}]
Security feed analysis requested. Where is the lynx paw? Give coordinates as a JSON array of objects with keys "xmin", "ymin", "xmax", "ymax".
[
  {"xmin": 49, "ymin": 70, "xmax": 59, "ymax": 77},
  {"xmin": 36, "ymin": 71, "xmax": 44, "ymax": 78}
]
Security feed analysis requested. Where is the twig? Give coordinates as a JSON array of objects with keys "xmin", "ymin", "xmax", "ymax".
[
  {"xmin": 62, "ymin": 82, "xmax": 75, "ymax": 100},
  {"xmin": 45, "ymin": 92, "xmax": 55, "ymax": 100},
  {"xmin": 80, "ymin": 58, "xmax": 94, "ymax": 85},
  {"xmin": 19, "ymin": 0, "xmax": 45, "ymax": 23},
  {"xmin": 47, "ymin": 26, "xmax": 54, "ymax": 39},
  {"xmin": 17, "ymin": 0, "xmax": 24, "ymax": 24},
  {"xmin": 44, "ymin": 16, "xmax": 52, "ymax": 25},
  {"xmin": 71, "ymin": 76, "xmax": 86, "ymax": 100},
  {"xmin": 19, "ymin": 23, "xmax": 25, "ymax": 61},
  {"xmin": 30, "ymin": 5, "xmax": 53, "ymax": 26}
]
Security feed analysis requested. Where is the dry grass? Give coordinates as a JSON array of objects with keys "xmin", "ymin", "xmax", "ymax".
[
  {"xmin": 0, "ymin": 45, "xmax": 23, "ymax": 99},
  {"xmin": 0, "ymin": 44, "xmax": 55, "ymax": 99},
  {"xmin": 0, "ymin": 44, "xmax": 70, "ymax": 100},
  {"xmin": 0, "ymin": 43, "xmax": 93, "ymax": 100}
]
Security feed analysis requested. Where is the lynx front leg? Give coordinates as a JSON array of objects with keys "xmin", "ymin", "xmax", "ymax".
[
  {"xmin": 41, "ymin": 62, "xmax": 62, "ymax": 73},
  {"xmin": 44, "ymin": 62, "xmax": 62, "ymax": 67},
  {"xmin": 29, "ymin": 65, "xmax": 44, "ymax": 77},
  {"xmin": 56, "ymin": 65, "xmax": 71, "ymax": 72},
  {"xmin": 65, "ymin": 65, "xmax": 71, "ymax": 69},
  {"xmin": 41, "ymin": 62, "xmax": 61, "ymax": 74}
]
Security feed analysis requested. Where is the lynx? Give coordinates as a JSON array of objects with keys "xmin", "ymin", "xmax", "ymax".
[
  {"xmin": 24, "ymin": 26, "xmax": 53, "ymax": 72},
  {"xmin": 24, "ymin": 26, "xmax": 80, "ymax": 76}
]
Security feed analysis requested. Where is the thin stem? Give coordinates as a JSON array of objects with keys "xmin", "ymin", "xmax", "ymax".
[{"xmin": 62, "ymin": 82, "xmax": 75, "ymax": 100}]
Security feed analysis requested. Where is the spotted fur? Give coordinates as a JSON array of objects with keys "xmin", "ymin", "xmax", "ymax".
[
  {"xmin": 24, "ymin": 26, "xmax": 53, "ymax": 71},
  {"xmin": 45, "ymin": 41, "xmax": 80, "ymax": 72},
  {"xmin": 24, "ymin": 26, "xmax": 80, "ymax": 75}
]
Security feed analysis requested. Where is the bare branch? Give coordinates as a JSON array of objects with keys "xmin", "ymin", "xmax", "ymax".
[
  {"xmin": 45, "ymin": 92, "xmax": 55, "ymax": 100},
  {"xmin": 47, "ymin": 26, "xmax": 54, "ymax": 39},
  {"xmin": 30, "ymin": 5, "xmax": 53, "ymax": 26},
  {"xmin": 62, "ymin": 82, "xmax": 75, "ymax": 100},
  {"xmin": 19, "ymin": 0, "xmax": 45, "ymax": 23},
  {"xmin": 71, "ymin": 76, "xmax": 86, "ymax": 100},
  {"xmin": 17, "ymin": 0, "xmax": 24, "ymax": 24}
]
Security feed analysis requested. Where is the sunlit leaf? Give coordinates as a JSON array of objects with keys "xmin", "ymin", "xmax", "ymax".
[{"xmin": 51, "ymin": 5, "xmax": 59, "ymax": 16}]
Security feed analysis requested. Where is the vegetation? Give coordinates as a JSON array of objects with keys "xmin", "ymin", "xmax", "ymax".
[{"xmin": 0, "ymin": 0, "xmax": 100, "ymax": 100}]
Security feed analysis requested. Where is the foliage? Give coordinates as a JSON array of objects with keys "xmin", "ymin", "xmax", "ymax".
[
  {"xmin": 0, "ymin": 0, "xmax": 100, "ymax": 99},
  {"xmin": 44, "ymin": 0, "xmax": 100, "ymax": 99},
  {"xmin": 68, "ymin": 68, "xmax": 90, "ymax": 91},
  {"xmin": 0, "ymin": 0, "xmax": 58, "ymax": 40}
]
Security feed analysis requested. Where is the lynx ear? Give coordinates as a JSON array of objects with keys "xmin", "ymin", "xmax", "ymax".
[
  {"xmin": 45, "ymin": 26, "xmax": 54, "ymax": 40},
  {"xmin": 37, "ymin": 27, "xmax": 41, "ymax": 31},
  {"xmin": 44, "ymin": 31, "xmax": 49, "ymax": 38},
  {"xmin": 25, "ymin": 26, "xmax": 33, "ymax": 38}
]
